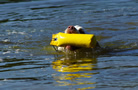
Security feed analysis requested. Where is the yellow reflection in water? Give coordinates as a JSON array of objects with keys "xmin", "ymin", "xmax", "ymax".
[{"xmin": 52, "ymin": 56, "xmax": 97, "ymax": 89}]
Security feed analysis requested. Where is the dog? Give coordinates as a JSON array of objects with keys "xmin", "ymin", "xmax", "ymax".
[{"xmin": 58, "ymin": 25, "xmax": 101, "ymax": 51}]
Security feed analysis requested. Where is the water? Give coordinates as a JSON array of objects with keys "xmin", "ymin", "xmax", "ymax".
[{"xmin": 0, "ymin": 0, "xmax": 138, "ymax": 90}]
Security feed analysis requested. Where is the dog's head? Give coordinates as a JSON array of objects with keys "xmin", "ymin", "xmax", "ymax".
[
  {"xmin": 64, "ymin": 25, "xmax": 78, "ymax": 34},
  {"xmin": 65, "ymin": 25, "xmax": 85, "ymax": 34}
]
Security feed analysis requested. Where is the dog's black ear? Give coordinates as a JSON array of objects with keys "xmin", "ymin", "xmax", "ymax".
[{"xmin": 78, "ymin": 29, "xmax": 85, "ymax": 34}]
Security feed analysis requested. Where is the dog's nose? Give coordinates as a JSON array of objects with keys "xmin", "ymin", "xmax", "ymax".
[{"xmin": 68, "ymin": 26, "xmax": 75, "ymax": 30}]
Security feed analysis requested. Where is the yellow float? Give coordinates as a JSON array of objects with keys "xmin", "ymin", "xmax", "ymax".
[{"xmin": 50, "ymin": 32, "xmax": 97, "ymax": 48}]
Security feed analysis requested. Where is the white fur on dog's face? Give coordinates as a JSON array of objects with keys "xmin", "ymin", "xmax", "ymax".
[
  {"xmin": 74, "ymin": 25, "xmax": 85, "ymax": 34},
  {"xmin": 74, "ymin": 25, "xmax": 83, "ymax": 31}
]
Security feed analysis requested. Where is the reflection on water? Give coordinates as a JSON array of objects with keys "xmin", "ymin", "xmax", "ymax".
[{"xmin": 52, "ymin": 55, "xmax": 97, "ymax": 89}]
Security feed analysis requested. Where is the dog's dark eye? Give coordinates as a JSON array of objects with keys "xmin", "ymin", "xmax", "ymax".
[{"xmin": 54, "ymin": 38, "xmax": 57, "ymax": 41}]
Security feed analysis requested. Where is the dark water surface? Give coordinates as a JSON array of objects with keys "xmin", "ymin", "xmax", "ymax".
[{"xmin": 0, "ymin": 0, "xmax": 138, "ymax": 90}]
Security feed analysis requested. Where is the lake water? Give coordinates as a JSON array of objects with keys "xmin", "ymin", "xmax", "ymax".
[{"xmin": 0, "ymin": 0, "xmax": 138, "ymax": 90}]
